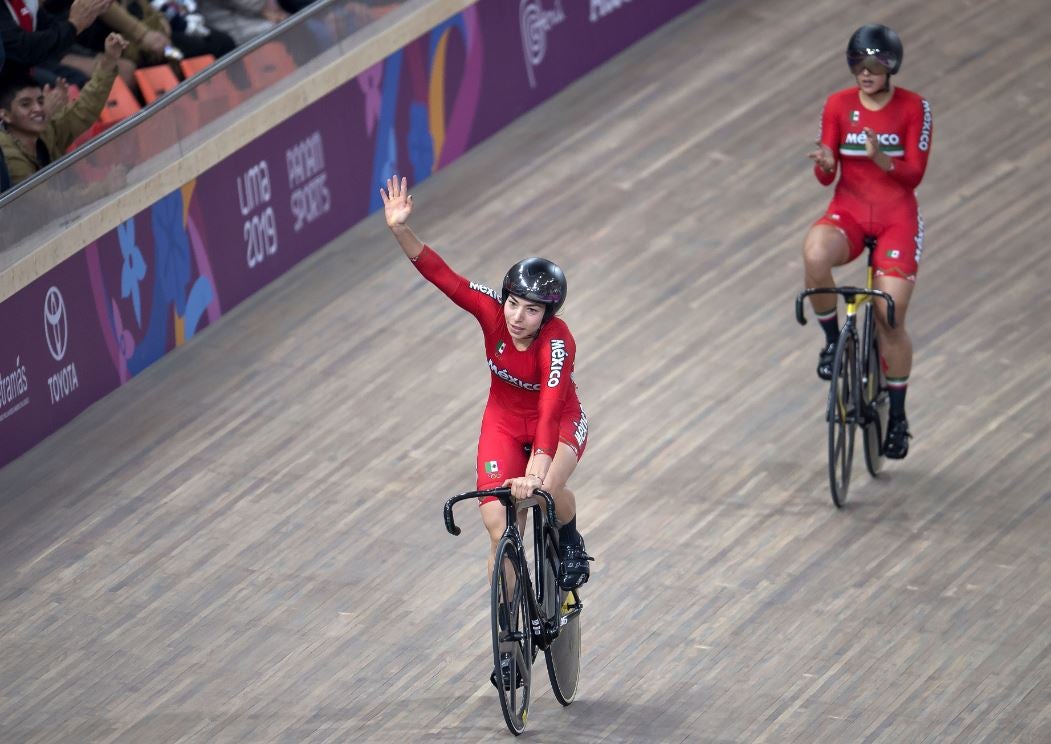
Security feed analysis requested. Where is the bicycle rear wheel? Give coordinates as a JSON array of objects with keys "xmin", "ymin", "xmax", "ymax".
[
  {"xmin": 861, "ymin": 308, "xmax": 888, "ymax": 477},
  {"xmin": 827, "ymin": 328, "xmax": 858, "ymax": 508},
  {"xmin": 541, "ymin": 534, "xmax": 581, "ymax": 705},
  {"xmin": 492, "ymin": 537, "xmax": 532, "ymax": 735}
]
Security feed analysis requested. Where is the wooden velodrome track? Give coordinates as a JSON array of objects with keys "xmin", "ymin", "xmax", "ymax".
[{"xmin": 2, "ymin": 0, "xmax": 1050, "ymax": 740}]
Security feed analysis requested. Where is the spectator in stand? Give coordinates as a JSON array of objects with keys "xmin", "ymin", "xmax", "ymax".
[
  {"xmin": 0, "ymin": 31, "xmax": 125, "ymax": 189},
  {"xmin": 149, "ymin": 0, "xmax": 235, "ymax": 58},
  {"xmin": 0, "ymin": 0, "xmax": 113, "ymax": 78},
  {"xmin": 196, "ymin": 0, "xmax": 285, "ymax": 46},
  {"xmin": 0, "ymin": 35, "xmax": 7, "ymax": 192},
  {"xmin": 79, "ymin": 0, "xmax": 233, "ymax": 69}
]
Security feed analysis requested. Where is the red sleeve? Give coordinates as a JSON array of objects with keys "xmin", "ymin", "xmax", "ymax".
[
  {"xmin": 814, "ymin": 95, "xmax": 839, "ymax": 186},
  {"xmin": 533, "ymin": 329, "xmax": 574, "ymax": 456},
  {"xmin": 412, "ymin": 245, "xmax": 502, "ymax": 322},
  {"xmin": 887, "ymin": 95, "xmax": 932, "ymax": 189}
]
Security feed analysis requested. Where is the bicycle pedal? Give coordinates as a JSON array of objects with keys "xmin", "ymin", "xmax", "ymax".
[{"xmin": 490, "ymin": 657, "xmax": 525, "ymax": 691}]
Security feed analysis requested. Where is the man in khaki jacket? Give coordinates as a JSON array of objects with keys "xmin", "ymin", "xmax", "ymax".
[{"xmin": 0, "ymin": 32, "xmax": 126, "ymax": 189}]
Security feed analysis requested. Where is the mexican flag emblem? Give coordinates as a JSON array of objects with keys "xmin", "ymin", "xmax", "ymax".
[
  {"xmin": 485, "ymin": 460, "xmax": 499, "ymax": 474},
  {"xmin": 495, "ymin": 341, "xmax": 506, "ymax": 355},
  {"xmin": 851, "ymin": 110, "xmax": 860, "ymax": 122}
]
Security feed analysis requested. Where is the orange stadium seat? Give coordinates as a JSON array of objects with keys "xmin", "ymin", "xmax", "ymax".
[
  {"xmin": 98, "ymin": 76, "xmax": 142, "ymax": 127},
  {"xmin": 180, "ymin": 55, "xmax": 216, "ymax": 80},
  {"xmin": 69, "ymin": 76, "xmax": 142, "ymax": 151},
  {"xmin": 135, "ymin": 65, "xmax": 181, "ymax": 105},
  {"xmin": 189, "ymin": 67, "xmax": 246, "ymax": 124}
]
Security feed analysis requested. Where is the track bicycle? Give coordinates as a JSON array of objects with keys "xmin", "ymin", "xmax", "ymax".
[
  {"xmin": 796, "ymin": 237, "xmax": 897, "ymax": 508},
  {"xmin": 444, "ymin": 486, "xmax": 583, "ymax": 736}
]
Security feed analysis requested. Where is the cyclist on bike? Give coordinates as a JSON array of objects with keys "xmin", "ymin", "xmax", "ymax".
[
  {"xmin": 803, "ymin": 23, "xmax": 932, "ymax": 459},
  {"xmin": 380, "ymin": 175, "xmax": 592, "ymax": 590}
]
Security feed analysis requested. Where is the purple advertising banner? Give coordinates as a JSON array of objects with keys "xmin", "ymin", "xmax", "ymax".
[{"xmin": 0, "ymin": 0, "xmax": 705, "ymax": 469}]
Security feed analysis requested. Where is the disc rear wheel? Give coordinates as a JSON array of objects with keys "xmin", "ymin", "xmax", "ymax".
[{"xmin": 541, "ymin": 536, "xmax": 581, "ymax": 705}]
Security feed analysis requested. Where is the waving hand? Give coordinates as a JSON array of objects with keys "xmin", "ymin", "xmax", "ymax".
[{"xmin": 380, "ymin": 175, "xmax": 414, "ymax": 227}]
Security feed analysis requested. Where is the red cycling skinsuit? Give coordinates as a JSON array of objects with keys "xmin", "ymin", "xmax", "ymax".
[
  {"xmin": 813, "ymin": 86, "xmax": 933, "ymax": 280},
  {"xmin": 412, "ymin": 245, "xmax": 588, "ymax": 505}
]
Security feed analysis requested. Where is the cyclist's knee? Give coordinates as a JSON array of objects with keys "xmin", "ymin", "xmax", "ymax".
[
  {"xmin": 480, "ymin": 501, "xmax": 506, "ymax": 544},
  {"xmin": 875, "ymin": 302, "xmax": 908, "ymax": 336},
  {"xmin": 803, "ymin": 228, "xmax": 848, "ymax": 269}
]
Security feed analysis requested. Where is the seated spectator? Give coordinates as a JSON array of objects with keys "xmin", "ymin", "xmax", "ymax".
[
  {"xmin": 1, "ymin": 0, "xmax": 112, "ymax": 71},
  {"xmin": 197, "ymin": 0, "xmax": 284, "ymax": 46},
  {"xmin": 149, "ymin": 0, "xmax": 235, "ymax": 58},
  {"xmin": 79, "ymin": 0, "xmax": 233, "ymax": 68},
  {"xmin": 0, "ymin": 31, "xmax": 125, "ymax": 189}
]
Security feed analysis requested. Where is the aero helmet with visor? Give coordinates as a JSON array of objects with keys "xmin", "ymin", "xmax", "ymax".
[
  {"xmin": 846, "ymin": 24, "xmax": 903, "ymax": 75},
  {"xmin": 501, "ymin": 257, "xmax": 567, "ymax": 322}
]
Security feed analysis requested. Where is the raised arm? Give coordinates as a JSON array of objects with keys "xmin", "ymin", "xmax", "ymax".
[
  {"xmin": 50, "ymin": 33, "xmax": 127, "ymax": 153},
  {"xmin": 380, "ymin": 175, "xmax": 425, "ymax": 260},
  {"xmin": 382, "ymin": 175, "xmax": 501, "ymax": 320}
]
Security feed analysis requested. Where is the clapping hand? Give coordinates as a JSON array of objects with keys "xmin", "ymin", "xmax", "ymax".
[
  {"xmin": 42, "ymin": 78, "xmax": 70, "ymax": 118},
  {"xmin": 862, "ymin": 127, "xmax": 880, "ymax": 159},
  {"xmin": 808, "ymin": 140, "xmax": 835, "ymax": 173}
]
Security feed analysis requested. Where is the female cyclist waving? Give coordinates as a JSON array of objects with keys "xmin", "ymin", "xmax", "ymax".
[
  {"xmin": 380, "ymin": 175, "xmax": 592, "ymax": 590},
  {"xmin": 803, "ymin": 24, "xmax": 933, "ymax": 459}
]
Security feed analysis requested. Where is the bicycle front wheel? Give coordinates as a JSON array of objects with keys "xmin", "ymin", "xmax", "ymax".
[
  {"xmin": 861, "ymin": 308, "xmax": 888, "ymax": 477},
  {"xmin": 541, "ymin": 535, "xmax": 581, "ymax": 705},
  {"xmin": 827, "ymin": 328, "xmax": 858, "ymax": 508},
  {"xmin": 492, "ymin": 537, "xmax": 532, "ymax": 736}
]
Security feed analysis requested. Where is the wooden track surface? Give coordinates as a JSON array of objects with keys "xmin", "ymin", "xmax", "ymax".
[{"xmin": 2, "ymin": 0, "xmax": 1050, "ymax": 740}]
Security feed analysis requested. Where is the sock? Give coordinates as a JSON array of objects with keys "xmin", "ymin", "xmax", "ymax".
[
  {"xmin": 888, "ymin": 376, "xmax": 908, "ymax": 419},
  {"xmin": 816, "ymin": 308, "xmax": 839, "ymax": 346},
  {"xmin": 558, "ymin": 516, "xmax": 578, "ymax": 547}
]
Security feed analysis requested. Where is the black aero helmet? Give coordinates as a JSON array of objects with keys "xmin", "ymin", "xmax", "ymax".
[
  {"xmin": 501, "ymin": 257, "xmax": 567, "ymax": 321},
  {"xmin": 847, "ymin": 24, "xmax": 903, "ymax": 75}
]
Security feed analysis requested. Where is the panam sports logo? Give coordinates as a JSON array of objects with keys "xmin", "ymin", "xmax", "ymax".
[
  {"xmin": 590, "ymin": 0, "xmax": 632, "ymax": 22},
  {"xmin": 520, "ymin": 0, "xmax": 565, "ymax": 88}
]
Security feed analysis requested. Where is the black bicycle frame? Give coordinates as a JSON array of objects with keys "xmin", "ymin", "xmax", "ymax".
[{"xmin": 444, "ymin": 487, "xmax": 563, "ymax": 647}]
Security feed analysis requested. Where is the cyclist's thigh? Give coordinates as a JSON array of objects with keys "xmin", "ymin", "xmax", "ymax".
[
  {"xmin": 476, "ymin": 407, "xmax": 530, "ymax": 504},
  {"xmin": 808, "ymin": 209, "xmax": 864, "ymax": 266},
  {"xmin": 872, "ymin": 210, "xmax": 924, "ymax": 283}
]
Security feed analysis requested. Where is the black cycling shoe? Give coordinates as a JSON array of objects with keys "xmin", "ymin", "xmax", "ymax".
[
  {"xmin": 817, "ymin": 342, "xmax": 836, "ymax": 381},
  {"xmin": 490, "ymin": 654, "xmax": 524, "ymax": 691},
  {"xmin": 558, "ymin": 539, "xmax": 593, "ymax": 590},
  {"xmin": 884, "ymin": 415, "xmax": 912, "ymax": 459}
]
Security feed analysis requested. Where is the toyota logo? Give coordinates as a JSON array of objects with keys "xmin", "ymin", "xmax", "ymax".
[{"xmin": 44, "ymin": 286, "xmax": 68, "ymax": 362}]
